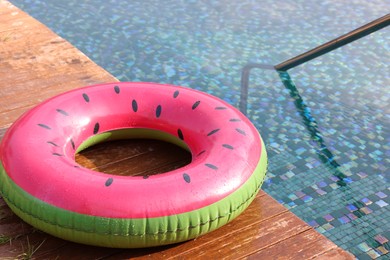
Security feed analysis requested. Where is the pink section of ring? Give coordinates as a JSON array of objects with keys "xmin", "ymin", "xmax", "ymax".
[{"xmin": 0, "ymin": 83, "xmax": 262, "ymax": 218}]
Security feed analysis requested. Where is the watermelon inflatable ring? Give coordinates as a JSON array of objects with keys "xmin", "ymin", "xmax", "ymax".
[{"xmin": 0, "ymin": 82, "xmax": 267, "ymax": 248}]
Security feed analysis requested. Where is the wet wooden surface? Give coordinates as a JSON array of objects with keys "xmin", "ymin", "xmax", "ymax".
[{"xmin": 0, "ymin": 1, "xmax": 354, "ymax": 259}]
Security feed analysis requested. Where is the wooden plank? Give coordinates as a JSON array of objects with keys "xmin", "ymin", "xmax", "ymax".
[
  {"xmin": 246, "ymin": 229, "xmax": 337, "ymax": 260},
  {"xmin": 0, "ymin": 200, "xmax": 33, "ymax": 238},
  {"xmin": 164, "ymin": 212, "xmax": 310, "ymax": 259},
  {"xmin": 0, "ymin": 127, "xmax": 8, "ymax": 139},
  {"xmin": 0, "ymin": 2, "xmax": 116, "ymax": 128},
  {"xmin": 0, "ymin": 230, "xmax": 67, "ymax": 259}
]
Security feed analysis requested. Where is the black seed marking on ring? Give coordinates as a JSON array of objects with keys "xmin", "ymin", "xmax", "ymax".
[
  {"xmin": 173, "ymin": 90, "xmax": 180, "ymax": 98},
  {"xmin": 156, "ymin": 105, "xmax": 162, "ymax": 118},
  {"xmin": 207, "ymin": 129, "xmax": 220, "ymax": 136},
  {"xmin": 70, "ymin": 139, "xmax": 75, "ymax": 150},
  {"xmin": 56, "ymin": 109, "xmax": 69, "ymax": 116},
  {"xmin": 197, "ymin": 150, "xmax": 206, "ymax": 156},
  {"xmin": 192, "ymin": 100, "xmax": 201, "ymax": 110},
  {"xmin": 215, "ymin": 106, "xmax": 227, "ymax": 110},
  {"xmin": 183, "ymin": 173, "xmax": 191, "ymax": 183},
  {"xmin": 47, "ymin": 141, "xmax": 58, "ymax": 147},
  {"xmin": 143, "ymin": 175, "xmax": 149, "ymax": 179},
  {"xmin": 93, "ymin": 123, "xmax": 100, "ymax": 134},
  {"xmin": 114, "ymin": 85, "xmax": 120, "ymax": 94},
  {"xmin": 222, "ymin": 144, "xmax": 234, "ymax": 150},
  {"xmin": 229, "ymin": 118, "xmax": 241, "ymax": 122},
  {"xmin": 52, "ymin": 153, "xmax": 63, "ymax": 156},
  {"xmin": 82, "ymin": 93, "xmax": 90, "ymax": 102},
  {"xmin": 38, "ymin": 124, "xmax": 51, "ymax": 130},
  {"xmin": 205, "ymin": 164, "xmax": 218, "ymax": 170},
  {"xmin": 74, "ymin": 165, "xmax": 80, "ymax": 168},
  {"xmin": 178, "ymin": 129, "xmax": 184, "ymax": 140},
  {"xmin": 132, "ymin": 99, "xmax": 138, "ymax": 112},
  {"xmin": 105, "ymin": 178, "xmax": 113, "ymax": 187},
  {"xmin": 236, "ymin": 128, "xmax": 246, "ymax": 136}
]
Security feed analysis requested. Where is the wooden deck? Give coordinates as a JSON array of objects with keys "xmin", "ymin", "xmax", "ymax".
[{"xmin": 0, "ymin": 1, "xmax": 354, "ymax": 259}]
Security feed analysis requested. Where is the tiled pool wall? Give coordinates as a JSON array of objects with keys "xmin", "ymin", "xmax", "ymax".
[{"xmin": 8, "ymin": 0, "xmax": 390, "ymax": 258}]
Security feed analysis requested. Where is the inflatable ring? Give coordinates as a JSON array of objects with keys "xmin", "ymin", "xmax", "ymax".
[{"xmin": 0, "ymin": 82, "xmax": 267, "ymax": 248}]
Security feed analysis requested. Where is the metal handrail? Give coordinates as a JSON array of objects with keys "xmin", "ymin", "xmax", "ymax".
[
  {"xmin": 239, "ymin": 63, "xmax": 274, "ymax": 114},
  {"xmin": 275, "ymin": 13, "xmax": 390, "ymax": 71},
  {"xmin": 239, "ymin": 13, "xmax": 390, "ymax": 115}
]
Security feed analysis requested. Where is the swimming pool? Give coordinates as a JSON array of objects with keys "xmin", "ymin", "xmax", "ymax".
[{"xmin": 9, "ymin": 0, "xmax": 390, "ymax": 258}]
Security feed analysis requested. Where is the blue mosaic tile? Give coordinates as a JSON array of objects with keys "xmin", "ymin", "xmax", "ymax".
[
  {"xmin": 358, "ymin": 242, "xmax": 371, "ymax": 253},
  {"xmin": 324, "ymin": 214, "xmax": 334, "ymax": 222},
  {"xmin": 317, "ymin": 181, "xmax": 328, "ymax": 188},
  {"xmin": 374, "ymin": 234, "xmax": 388, "ymax": 245},
  {"xmin": 347, "ymin": 204, "xmax": 358, "ymax": 212},
  {"xmin": 338, "ymin": 216, "xmax": 350, "ymax": 224},
  {"xmin": 376, "ymin": 192, "xmax": 387, "ymax": 199},
  {"xmin": 362, "ymin": 198, "xmax": 373, "ymax": 205},
  {"xmin": 347, "ymin": 213, "xmax": 359, "ymax": 221},
  {"xmin": 302, "ymin": 195, "xmax": 313, "ymax": 203},
  {"xmin": 308, "ymin": 220, "xmax": 319, "ymax": 228},
  {"xmin": 376, "ymin": 200, "xmax": 388, "ymax": 208}
]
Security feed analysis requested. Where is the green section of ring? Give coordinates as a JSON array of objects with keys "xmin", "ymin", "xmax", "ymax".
[{"xmin": 0, "ymin": 136, "xmax": 267, "ymax": 248}]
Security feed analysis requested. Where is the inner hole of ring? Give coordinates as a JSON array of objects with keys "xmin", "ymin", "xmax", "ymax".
[{"xmin": 75, "ymin": 128, "xmax": 192, "ymax": 177}]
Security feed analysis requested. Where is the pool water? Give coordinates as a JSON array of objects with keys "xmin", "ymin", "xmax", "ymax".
[{"xmin": 9, "ymin": 0, "xmax": 390, "ymax": 258}]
